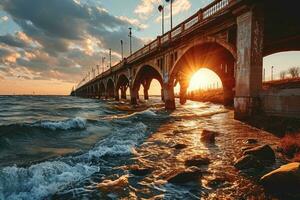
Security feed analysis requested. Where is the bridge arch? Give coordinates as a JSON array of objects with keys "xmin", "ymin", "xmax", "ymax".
[
  {"xmin": 116, "ymin": 74, "xmax": 129, "ymax": 100},
  {"xmin": 169, "ymin": 38, "xmax": 236, "ymax": 105},
  {"xmin": 106, "ymin": 78, "xmax": 115, "ymax": 99},
  {"xmin": 131, "ymin": 65, "xmax": 164, "ymax": 104},
  {"xmin": 98, "ymin": 81, "xmax": 105, "ymax": 98}
]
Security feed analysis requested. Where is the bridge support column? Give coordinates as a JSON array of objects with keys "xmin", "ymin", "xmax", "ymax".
[
  {"xmin": 115, "ymin": 89, "xmax": 120, "ymax": 101},
  {"xmin": 143, "ymin": 81, "xmax": 150, "ymax": 100},
  {"xmin": 163, "ymin": 83, "xmax": 176, "ymax": 110},
  {"xmin": 121, "ymin": 86, "xmax": 127, "ymax": 99},
  {"xmin": 130, "ymin": 88, "xmax": 138, "ymax": 105},
  {"xmin": 161, "ymin": 89, "xmax": 165, "ymax": 101},
  {"xmin": 179, "ymin": 81, "xmax": 188, "ymax": 105},
  {"xmin": 235, "ymin": 5, "xmax": 263, "ymax": 119}
]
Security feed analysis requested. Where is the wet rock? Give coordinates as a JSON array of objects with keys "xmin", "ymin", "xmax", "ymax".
[
  {"xmin": 246, "ymin": 138, "xmax": 258, "ymax": 144},
  {"xmin": 206, "ymin": 176, "xmax": 227, "ymax": 188},
  {"xmin": 97, "ymin": 175, "xmax": 128, "ymax": 192},
  {"xmin": 172, "ymin": 143, "xmax": 188, "ymax": 150},
  {"xmin": 201, "ymin": 129, "xmax": 219, "ymax": 143},
  {"xmin": 260, "ymin": 162, "xmax": 300, "ymax": 194},
  {"xmin": 185, "ymin": 155, "xmax": 210, "ymax": 167},
  {"xmin": 128, "ymin": 165, "xmax": 152, "ymax": 176},
  {"xmin": 243, "ymin": 144, "xmax": 275, "ymax": 163},
  {"xmin": 167, "ymin": 166, "xmax": 202, "ymax": 184},
  {"xmin": 234, "ymin": 154, "xmax": 262, "ymax": 170}
]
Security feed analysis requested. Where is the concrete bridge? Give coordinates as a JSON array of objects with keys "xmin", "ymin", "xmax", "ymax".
[{"xmin": 72, "ymin": 0, "xmax": 300, "ymax": 120}]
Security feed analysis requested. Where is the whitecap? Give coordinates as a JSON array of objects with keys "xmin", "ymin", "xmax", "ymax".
[
  {"xmin": 33, "ymin": 117, "xmax": 87, "ymax": 131},
  {"xmin": 0, "ymin": 161, "xmax": 99, "ymax": 200}
]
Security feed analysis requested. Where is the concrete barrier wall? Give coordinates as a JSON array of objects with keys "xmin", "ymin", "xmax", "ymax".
[{"xmin": 260, "ymin": 88, "xmax": 300, "ymax": 118}]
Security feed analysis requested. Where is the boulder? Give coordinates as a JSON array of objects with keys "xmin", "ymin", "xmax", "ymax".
[
  {"xmin": 234, "ymin": 154, "xmax": 262, "ymax": 170},
  {"xmin": 128, "ymin": 165, "xmax": 152, "ymax": 176},
  {"xmin": 201, "ymin": 129, "xmax": 219, "ymax": 143},
  {"xmin": 260, "ymin": 162, "xmax": 300, "ymax": 194},
  {"xmin": 246, "ymin": 138, "xmax": 258, "ymax": 144},
  {"xmin": 167, "ymin": 166, "xmax": 202, "ymax": 184},
  {"xmin": 172, "ymin": 143, "xmax": 188, "ymax": 150},
  {"xmin": 185, "ymin": 155, "xmax": 210, "ymax": 167},
  {"xmin": 243, "ymin": 144, "xmax": 275, "ymax": 163}
]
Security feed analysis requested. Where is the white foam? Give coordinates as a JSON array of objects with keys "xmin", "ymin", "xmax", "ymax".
[
  {"xmin": 87, "ymin": 122, "xmax": 147, "ymax": 159},
  {"xmin": 0, "ymin": 121, "xmax": 148, "ymax": 199},
  {"xmin": 34, "ymin": 117, "xmax": 87, "ymax": 131},
  {"xmin": 0, "ymin": 161, "xmax": 99, "ymax": 200}
]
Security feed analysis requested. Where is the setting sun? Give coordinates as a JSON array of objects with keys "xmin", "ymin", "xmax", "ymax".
[{"xmin": 188, "ymin": 68, "xmax": 222, "ymax": 91}]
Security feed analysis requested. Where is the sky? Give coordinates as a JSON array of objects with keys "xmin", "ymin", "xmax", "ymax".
[{"xmin": 0, "ymin": 0, "xmax": 299, "ymax": 95}]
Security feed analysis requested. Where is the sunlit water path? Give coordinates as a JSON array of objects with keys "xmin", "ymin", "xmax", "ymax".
[{"xmin": 0, "ymin": 96, "xmax": 282, "ymax": 199}]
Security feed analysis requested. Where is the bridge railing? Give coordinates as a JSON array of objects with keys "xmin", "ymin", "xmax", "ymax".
[{"xmin": 77, "ymin": 0, "xmax": 233, "ymax": 90}]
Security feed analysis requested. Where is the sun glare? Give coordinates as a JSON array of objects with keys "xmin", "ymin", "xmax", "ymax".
[{"xmin": 188, "ymin": 68, "xmax": 222, "ymax": 91}]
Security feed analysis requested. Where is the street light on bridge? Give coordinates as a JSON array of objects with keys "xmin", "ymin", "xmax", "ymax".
[
  {"xmin": 128, "ymin": 27, "xmax": 132, "ymax": 55},
  {"xmin": 158, "ymin": 5, "xmax": 164, "ymax": 35},
  {"xmin": 165, "ymin": 0, "xmax": 174, "ymax": 30}
]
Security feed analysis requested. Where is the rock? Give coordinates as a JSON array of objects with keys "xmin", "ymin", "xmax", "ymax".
[
  {"xmin": 167, "ymin": 166, "xmax": 202, "ymax": 184},
  {"xmin": 172, "ymin": 143, "xmax": 188, "ymax": 150},
  {"xmin": 260, "ymin": 162, "xmax": 300, "ymax": 194},
  {"xmin": 234, "ymin": 154, "xmax": 262, "ymax": 170},
  {"xmin": 201, "ymin": 129, "xmax": 219, "ymax": 143},
  {"xmin": 243, "ymin": 144, "xmax": 275, "ymax": 163},
  {"xmin": 128, "ymin": 165, "xmax": 152, "ymax": 176},
  {"xmin": 97, "ymin": 175, "xmax": 128, "ymax": 192},
  {"xmin": 185, "ymin": 155, "xmax": 210, "ymax": 167},
  {"xmin": 246, "ymin": 138, "xmax": 258, "ymax": 144},
  {"xmin": 206, "ymin": 176, "xmax": 227, "ymax": 188}
]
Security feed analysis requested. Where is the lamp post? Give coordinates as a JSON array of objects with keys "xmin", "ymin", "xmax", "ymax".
[
  {"xmin": 158, "ymin": 5, "xmax": 164, "ymax": 35},
  {"xmin": 271, "ymin": 66, "xmax": 274, "ymax": 81},
  {"xmin": 165, "ymin": 0, "xmax": 173, "ymax": 30},
  {"xmin": 101, "ymin": 57, "xmax": 106, "ymax": 74},
  {"xmin": 109, "ymin": 49, "xmax": 112, "ymax": 69},
  {"xmin": 121, "ymin": 40, "xmax": 124, "ymax": 60},
  {"xmin": 128, "ymin": 27, "xmax": 132, "ymax": 55}
]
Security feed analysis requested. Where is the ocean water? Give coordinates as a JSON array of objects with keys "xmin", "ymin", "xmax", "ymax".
[{"xmin": 0, "ymin": 96, "xmax": 282, "ymax": 200}]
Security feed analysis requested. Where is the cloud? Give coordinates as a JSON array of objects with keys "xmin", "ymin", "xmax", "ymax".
[
  {"xmin": 134, "ymin": 0, "xmax": 157, "ymax": 19},
  {"xmin": 0, "ymin": 16, "xmax": 8, "ymax": 21},
  {"xmin": 0, "ymin": 0, "xmax": 146, "ymax": 83}
]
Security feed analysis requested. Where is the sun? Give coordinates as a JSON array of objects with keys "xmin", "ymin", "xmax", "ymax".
[{"xmin": 188, "ymin": 68, "xmax": 222, "ymax": 91}]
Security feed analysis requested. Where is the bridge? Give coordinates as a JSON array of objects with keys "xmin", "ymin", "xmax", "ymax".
[{"xmin": 72, "ymin": 0, "xmax": 300, "ymax": 120}]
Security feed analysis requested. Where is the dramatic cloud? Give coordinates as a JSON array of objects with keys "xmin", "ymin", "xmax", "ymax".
[{"xmin": 0, "ymin": 0, "xmax": 146, "ymax": 84}]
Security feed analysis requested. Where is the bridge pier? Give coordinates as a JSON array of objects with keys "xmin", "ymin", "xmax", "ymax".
[
  {"xmin": 234, "ymin": 5, "xmax": 263, "ymax": 120},
  {"xmin": 130, "ymin": 88, "xmax": 138, "ymax": 105},
  {"xmin": 121, "ymin": 86, "xmax": 127, "ymax": 99},
  {"xmin": 163, "ymin": 83, "xmax": 176, "ymax": 110},
  {"xmin": 179, "ymin": 81, "xmax": 188, "ymax": 105},
  {"xmin": 161, "ymin": 89, "xmax": 165, "ymax": 101},
  {"xmin": 143, "ymin": 81, "xmax": 150, "ymax": 100}
]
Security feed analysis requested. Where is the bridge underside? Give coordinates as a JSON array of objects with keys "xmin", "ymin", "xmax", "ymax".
[{"xmin": 73, "ymin": 0, "xmax": 300, "ymax": 120}]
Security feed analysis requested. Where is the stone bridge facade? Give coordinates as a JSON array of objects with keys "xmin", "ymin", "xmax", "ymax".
[{"xmin": 72, "ymin": 0, "xmax": 300, "ymax": 120}]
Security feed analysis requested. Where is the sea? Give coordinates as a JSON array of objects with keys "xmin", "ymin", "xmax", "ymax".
[{"xmin": 0, "ymin": 96, "xmax": 282, "ymax": 200}]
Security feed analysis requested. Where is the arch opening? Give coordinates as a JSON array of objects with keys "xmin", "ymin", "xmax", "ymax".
[
  {"xmin": 170, "ymin": 42, "xmax": 236, "ymax": 105},
  {"xmin": 132, "ymin": 65, "xmax": 163, "ymax": 104},
  {"xmin": 106, "ymin": 79, "xmax": 115, "ymax": 99},
  {"xmin": 116, "ymin": 74, "xmax": 130, "ymax": 100},
  {"xmin": 99, "ymin": 82, "xmax": 105, "ymax": 99}
]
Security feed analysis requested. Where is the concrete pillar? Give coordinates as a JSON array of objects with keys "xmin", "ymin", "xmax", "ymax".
[
  {"xmin": 161, "ymin": 88, "xmax": 165, "ymax": 101},
  {"xmin": 143, "ymin": 81, "xmax": 150, "ymax": 100},
  {"xmin": 115, "ymin": 89, "xmax": 120, "ymax": 101},
  {"xmin": 163, "ymin": 83, "xmax": 176, "ymax": 110},
  {"xmin": 179, "ymin": 81, "xmax": 188, "ymax": 105},
  {"xmin": 121, "ymin": 86, "xmax": 127, "ymax": 99},
  {"xmin": 235, "ymin": 5, "xmax": 264, "ymax": 119},
  {"xmin": 130, "ymin": 88, "xmax": 138, "ymax": 105}
]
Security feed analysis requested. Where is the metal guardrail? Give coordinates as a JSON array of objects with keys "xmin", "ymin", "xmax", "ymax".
[{"xmin": 76, "ymin": 0, "xmax": 232, "ymax": 90}]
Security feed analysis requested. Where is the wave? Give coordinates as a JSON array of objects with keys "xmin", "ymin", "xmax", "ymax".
[
  {"xmin": 32, "ymin": 117, "xmax": 87, "ymax": 131},
  {"xmin": 0, "ymin": 122, "xmax": 149, "ymax": 200}
]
